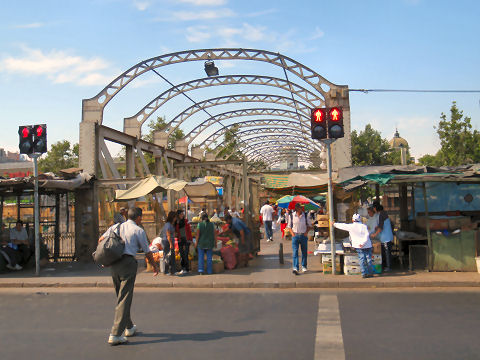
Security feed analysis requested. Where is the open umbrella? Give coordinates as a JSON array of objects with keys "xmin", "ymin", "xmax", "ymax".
[{"xmin": 276, "ymin": 195, "xmax": 320, "ymax": 211}]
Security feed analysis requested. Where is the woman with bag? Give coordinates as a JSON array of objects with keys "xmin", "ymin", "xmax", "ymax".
[
  {"xmin": 175, "ymin": 209, "xmax": 193, "ymax": 274},
  {"xmin": 195, "ymin": 213, "xmax": 216, "ymax": 275},
  {"xmin": 160, "ymin": 211, "xmax": 177, "ymax": 276}
]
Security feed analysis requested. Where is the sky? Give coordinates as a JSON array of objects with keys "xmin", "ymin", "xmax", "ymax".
[{"xmin": 0, "ymin": 0, "xmax": 479, "ymax": 163}]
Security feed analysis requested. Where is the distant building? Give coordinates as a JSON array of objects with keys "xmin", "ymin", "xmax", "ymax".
[
  {"xmin": 278, "ymin": 147, "xmax": 299, "ymax": 170},
  {"xmin": 0, "ymin": 148, "xmax": 33, "ymax": 178},
  {"xmin": 388, "ymin": 129, "xmax": 414, "ymax": 164}
]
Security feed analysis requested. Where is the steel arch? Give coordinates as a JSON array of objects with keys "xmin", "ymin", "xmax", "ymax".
[
  {"xmin": 248, "ymin": 151, "xmax": 313, "ymax": 167},
  {"xmin": 202, "ymin": 126, "xmax": 318, "ymax": 150},
  {"xmin": 183, "ymin": 108, "xmax": 309, "ymax": 144},
  {"xmin": 236, "ymin": 141, "xmax": 314, "ymax": 158},
  {"xmin": 213, "ymin": 134, "xmax": 319, "ymax": 158},
  {"xmin": 162, "ymin": 93, "xmax": 311, "ymax": 136},
  {"xmin": 86, "ymin": 48, "xmax": 337, "ymax": 116},
  {"xmin": 246, "ymin": 146, "xmax": 312, "ymax": 160}
]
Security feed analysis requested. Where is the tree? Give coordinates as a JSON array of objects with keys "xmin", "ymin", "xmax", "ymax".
[
  {"xmin": 143, "ymin": 116, "xmax": 184, "ymax": 150},
  {"xmin": 418, "ymin": 102, "xmax": 479, "ymax": 166},
  {"xmin": 38, "ymin": 140, "xmax": 79, "ymax": 174},
  {"xmin": 215, "ymin": 125, "xmax": 243, "ymax": 160},
  {"xmin": 351, "ymin": 125, "xmax": 392, "ymax": 166}
]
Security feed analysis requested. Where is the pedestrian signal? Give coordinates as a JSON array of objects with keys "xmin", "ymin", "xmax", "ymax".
[
  {"xmin": 328, "ymin": 107, "xmax": 344, "ymax": 139},
  {"xmin": 18, "ymin": 126, "xmax": 33, "ymax": 154},
  {"xmin": 311, "ymin": 108, "xmax": 327, "ymax": 139},
  {"xmin": 33, "ymin": 124, "xmax": 47, "ymax": 154}
]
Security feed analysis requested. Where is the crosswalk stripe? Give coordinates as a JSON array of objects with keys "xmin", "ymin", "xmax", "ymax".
[{"xmin": 314, "ymin": 294, "xmax": 345, "ymax": 360}]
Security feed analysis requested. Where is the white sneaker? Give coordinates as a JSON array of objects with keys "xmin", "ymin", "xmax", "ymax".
[
  {"xmin": 301, "ymin": 267, "xmax": 308, "ymax": 273},
  {"xmin": 108, "ymin": 335, "xmax": 128, "ymax": 345},
  {"xmin": 6, "ymin": 264, "xmax": 22, "ymax": 271},
  {"xmin": 177, "ymin": 270, "xmax": 186, "ymax": 275},
  {"xmin": 124, "ymin": 325, "xmax": 137, "ymax": 337}
]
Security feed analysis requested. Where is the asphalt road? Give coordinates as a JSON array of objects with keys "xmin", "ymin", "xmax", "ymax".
[{"xmin": 1, "ymin": 289, "xmax": 479, "ymax": 360}]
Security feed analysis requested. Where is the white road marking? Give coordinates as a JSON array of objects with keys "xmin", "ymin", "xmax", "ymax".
[{"xmin": 314, "ymin": 294, "xmax": 345, "ymax": 360}]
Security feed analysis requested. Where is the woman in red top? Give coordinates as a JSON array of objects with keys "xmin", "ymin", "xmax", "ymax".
[{"xmin": 175, "ymin": 209, "xmax": 193, "ymax": 274}]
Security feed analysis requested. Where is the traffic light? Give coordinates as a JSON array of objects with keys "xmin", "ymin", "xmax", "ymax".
[
  {"xmin": 18, "ymin": 126, "xmax": 33, "ymax": 154},
  {"xmin": 327, "ymin": 107, "xmax": 344, "ymax": 138},
  {"xmin": 33, "ymin": 124, "xmax": 47, "ymax": 153},
  {"xmin": 311, "ymin": 108, "xmax": 327, "ymax": 139}
]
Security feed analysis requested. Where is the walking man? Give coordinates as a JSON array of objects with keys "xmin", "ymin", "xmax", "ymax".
[
  {"xmin": 113, "ymin": 207, "xmax": 127, "ymax": 224},
  {"xmin": 286, "ymin": 203, "xmax": 312, "ymax": 275},
  {"xmin": 334, "ymin": 214, "xmax": 374, "ymax": 278},
  {"xmin": 260, "ymin": 200, "xmax": 274, "ymax": 242},
  {"xmin": 370, "ymin": 202, "xmax": 394, "ymax": 272},
  {"xmin": 98, "ymin": 207, "xmax": 159, "ymax": 345}
]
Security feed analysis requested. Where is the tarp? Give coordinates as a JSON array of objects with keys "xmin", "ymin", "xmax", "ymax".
[
  {"xmin": 115, "ymin": 175, "xmax": 187, "ymax": 200},
  {"xmin": 263, "ymin": 172, "xmax": 330, "ymax": 195},
  {"xmin": 115, "ymin": 175, "xmax": 219, "ymax": 202}
]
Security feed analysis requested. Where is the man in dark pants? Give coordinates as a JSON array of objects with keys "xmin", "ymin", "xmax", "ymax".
[
  {"xmin": 370, "ymin": 202, "xmax": 394, "ymax": 272},
  {"xmin": 98, "ymin": 207, "xmax": 159, "ymax": 345}
]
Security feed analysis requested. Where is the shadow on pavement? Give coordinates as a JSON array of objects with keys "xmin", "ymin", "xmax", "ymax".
[{"xmin": 130, "ymin": 329, "xmax": 265, "ymax": 345}]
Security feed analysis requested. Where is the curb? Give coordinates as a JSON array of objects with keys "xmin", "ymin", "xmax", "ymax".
[{"xmin": 1, "ymin": 281, "xmax": 480, "ymax": 289}]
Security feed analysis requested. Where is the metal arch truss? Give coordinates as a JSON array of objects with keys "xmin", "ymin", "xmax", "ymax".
[
  {"xmin": 182, "ymin": 108, "xmax": 309, "ymax": 144},
  {"xmin": 247, "ymin": 151, "xmax": 314, "ymax": 170},
  {"xmin": 201, "ymin": 126, "xmax": 321, "ymax": 152},
  {"xmin": 213, "ymin": 134, "xmax": 320, "ymax": 158},
  {"xmin": 122, "ymin": 74, "xmax": 324, "ymax": 135},
  {"xmin": 246, "ymin": 146, "xmax": 313, "ymax": 162},
  {"xmin": 237, "ymin": 140, "xmax": 315, "ymax": 159},
  {"xmin": 162, "ymin": 93, "xmax": 311, "ymax": 136},
  {"xmin": 86, "ymin": 48, "xmax": 338, "ymax": 116}
]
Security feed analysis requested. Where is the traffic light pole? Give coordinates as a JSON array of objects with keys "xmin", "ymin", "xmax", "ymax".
[
  {"xmin": 322, "ymin": 138, "xmax": 337, "ymax": 275},
  {"xmin": 32, "ymin": 154, "xmax": 41, "ymax": 276}
]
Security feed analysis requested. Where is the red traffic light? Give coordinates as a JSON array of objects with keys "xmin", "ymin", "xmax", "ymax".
[
  {"xmin": 328, "ymin": 107, "xmax": 343, "ymax": 122},
  {"xmin": 36, "ymin": 125, "xmax": 44, "ymax": 137},
  {"xmin": 312, "ymin": 108, "xmax": 326, "ymax": 123},
  {"xmin": 22, "ymin": 127, "xmax": 30, "ymax": 138}
]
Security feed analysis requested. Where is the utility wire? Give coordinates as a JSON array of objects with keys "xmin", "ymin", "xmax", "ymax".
[{"xmin": 349, "ymin": 89, "xmax": 480, "ymax": 94}]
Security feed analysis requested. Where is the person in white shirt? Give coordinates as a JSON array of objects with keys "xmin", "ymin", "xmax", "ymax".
[
  {"xmin": 334, "ymin": 214, "xmax": 374, "ymax": 278},
  {"xmin": 260, "ymin": 201, "xmax": 275, "ymax": 242},
  {"xmin": 366, "ymin": 206, "xmax": 379, "ymax": 235},
  {"xmin": 9, "ymin": 220, "xmax": 31, "ymax": 265},
  {"xmin": 286, "ymin": 203, "xmax": 312, "ymax": 274},
  {"xmin": 229, "ymin": 207, "xmax": 240, "ymax": 218}
]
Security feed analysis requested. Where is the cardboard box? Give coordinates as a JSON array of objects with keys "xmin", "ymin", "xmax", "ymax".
[
  {"xmin": 322, "ymin": 254, "xmax": 341, "ymax": 264},
  {"xmin": 323, "ymin": 262, "xmax": 341, "ymax": 274},
  {"xmin": 344, "ymin": 265, "xmax": 361, "ymax": 275},
  {"xmin": 212, "ymin": 261, "xmax": 224, "ymax": 274},
  {"xmin": 317, "ymin": 214, "xmax": 329, "ymax": 221},
  {"xmin": 372, "ymin": 254, "xmax": 382, "ymax": 265},
  {"xmin": 372, "ymin": 242, "xmax": 382, "ymax": 254},
  {"xmin": 316, "ymin": 220, "xmax": 329, "ymax": 228},
  {"xmin": 344, "ymin": 254, "xmax": 359, "ymax": 266}
]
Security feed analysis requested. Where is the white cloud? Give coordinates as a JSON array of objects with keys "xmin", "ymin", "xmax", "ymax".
[
  {"xmin": 14, "ymin": 22, "xmax": 45, "ymax": 29},
  {"xmin": 246, "ymin": 9, "xmax": 278, "ymax": 17},
  {"xmin": 185, "ymin": 26, "xmax": 212, "ymax": 42},
  {"xmin": 133, "ymin": 0, "xmax": 150, "ymax": 11},
  {"xmin": 0, "ymin": 46, "xmax": 116, "ymax": 87},
  {"xmin": 178, "ymin": 0, "xmax": 226, "ymax": 5},
  {"xmin": 242, "ymin": 23, "xmax": 267, "ymax": 41},
  {"xmin": 172, "ymin": 8, "xmax": 235, "ymax": 21},
  {"xmin": 311, "ymin": 26, "xmax": 325, "ymax": 40}
]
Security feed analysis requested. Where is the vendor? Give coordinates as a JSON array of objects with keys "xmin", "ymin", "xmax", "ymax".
[
  {"xmin": 334, "ymin": 214, "xmax": 374, "ymax": 279},
  {"xmin": 1, "ymin": 224, "xmax": 22, "ymax": 270},
  {"xmin": 224, "ymin": 214, "xmax": 252, "ymax": 267}
]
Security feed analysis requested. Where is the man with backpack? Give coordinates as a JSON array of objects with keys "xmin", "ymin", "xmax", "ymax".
[
  {"xmin": 286, "ymin": 203, "xmax": 312, "ymax": 275},
  {"xmin": 98, "ymin": 207, "xmax": 159, "ymax": 345}
]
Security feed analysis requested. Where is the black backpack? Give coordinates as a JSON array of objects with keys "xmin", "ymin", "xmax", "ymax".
[{"xmin": 93, "ymin": 224, "xmax": 125, "ymax": 266}]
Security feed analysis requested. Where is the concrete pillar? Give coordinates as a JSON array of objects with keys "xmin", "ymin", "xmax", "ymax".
[
  {"xmin": 225, "ymin": 175, "xmax": 232, "ymax": 209},
  {"xmin": 205, "ymin": 152, "xmax": 216, "ymax": 161},
  {"xmin": 125, "ymin": 145, "xmax": 135, "ymax": 178},
  {"xmin": 191, "ymin": 146, "xmax": 204, "ymax": 160},
  {"xmin": 153, "ymin": 131, "xmax": 169, "ymax": 148},
  {"xmin": 175, "ymin": 139, "xmax": 188, "ymax": 155},
  {"xmin": 124, "ymin": 118, "xmax": 141, "ymax": 138},
  {"xmin": 326, "ymin": 87, "xmax": 352, "ymax": 170},
  {"xmin": 74, "ymin": 184, "xmax": 99, "ymax": 262}
]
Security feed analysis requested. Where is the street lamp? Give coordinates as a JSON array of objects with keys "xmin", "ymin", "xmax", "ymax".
[{"xmin": 204, "ymin": 60, "xmax": 219, "ymax": 76}]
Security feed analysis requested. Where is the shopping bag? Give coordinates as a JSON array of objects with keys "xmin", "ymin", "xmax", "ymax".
[{"xmin": 92, "ymin": 224, "xmax": 124, "ymax": 266}]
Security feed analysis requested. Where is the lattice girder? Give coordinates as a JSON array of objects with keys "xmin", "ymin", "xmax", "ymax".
[{"xmin": 87, "ymin": 48, "xmax": 338, "ymax": 115}]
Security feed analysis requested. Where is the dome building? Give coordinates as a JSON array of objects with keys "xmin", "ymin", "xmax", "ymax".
[{"xmin": 389, "ymin": 129, "xmax": 409, "ymax": 150}]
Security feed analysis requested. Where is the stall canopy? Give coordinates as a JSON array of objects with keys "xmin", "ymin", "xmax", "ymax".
[
  {"xmin": 115, "ymin": 175, "xmax": 218, "ymax": 202},
  {"xmin": 263, "ymin": 172, "xmax": 331, "ymax": 195}
]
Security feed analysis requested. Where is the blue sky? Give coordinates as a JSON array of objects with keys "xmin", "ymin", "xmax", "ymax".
[{"xmin": 1, "ymin": 0, "xmax": 479, "ymax": 161}]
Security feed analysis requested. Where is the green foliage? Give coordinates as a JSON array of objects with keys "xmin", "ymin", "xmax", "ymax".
[
  {"xmin": 142, "ymin": 116, "xmax": 184, "ymax": 173},
  {"xmin": 38, "ymin": 140, "xmax": 79, "ymax": 174},
  {"xmin": 419, "ymin": 102, "xmax": 479, "ymax": 166},
  {"xmin": 216, "ymin": 125, "xmax": 243, "ymax": 160}
]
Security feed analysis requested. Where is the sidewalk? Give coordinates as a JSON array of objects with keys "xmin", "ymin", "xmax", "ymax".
[{"xmin": 1, "ymin": 231, "xmax": 480, "ymax": 289}]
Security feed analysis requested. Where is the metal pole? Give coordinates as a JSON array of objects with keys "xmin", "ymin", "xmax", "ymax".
[
  {"xmin": 242, "ymin": 157, "xmax": 250, "ymax": 228},
  {"xmin": 324, "ymin": 140, "xmax": 336, "ymax": 275},
  {"xmin": 33, "ymin": 155, "xmax": 40, "ymax": 276},
  {"xmin": 422, "ymin": 182, "xmax": 433, "ymax": 271}
]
